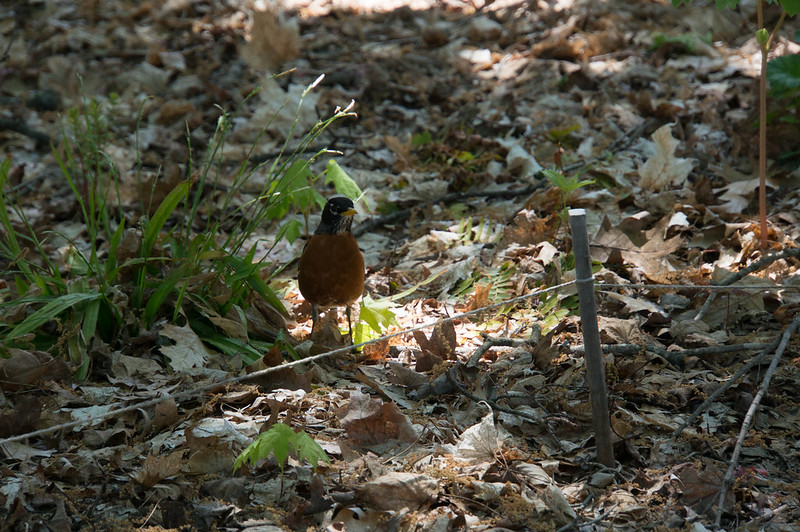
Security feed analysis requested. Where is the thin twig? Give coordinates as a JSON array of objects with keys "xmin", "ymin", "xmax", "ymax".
[
  {"xmin": 467, "ymin": 334, "xmax": 532, "ymax": 367},
  {"xmin": 695, "ymin": 248, "xmax": 800, "ymax": 321},
  {"xmin": 713, "ymin": 312, "xmax": 800, "ymax": 526},
  {"xmin": 671, "ymin": 336, "xmax": 782, "ymax": 439},
  {"xmin": 555, "ymin": 504, "xmax": 618, "ymax": 532},
  {"xmin": 572, "ymin": 342, "xmax": 774, "ymax": 370},
  {"xmin": 597, "ymin": 282, "xmax": 798, "ymax": 291},
  {"xmin": 0, "ymin": 280, "xmax": 576, "ymax": 447},
  {"xmin": 352, "ymin": 183, "xmax": 546, "ymax": 237},
  {"xmin": 444, "ymin": 366, "xmax": 564, "ymax": 450}
]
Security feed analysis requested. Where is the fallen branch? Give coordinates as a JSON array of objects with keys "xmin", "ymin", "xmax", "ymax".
[
  {"xmin": 466, "ymin": 334, "xmax": 533, "ymax": 367},
  {"xmin": 353, "ymin": 184, "xmax": 546, "ymax": 237},
  {"xmin": 695, "ymin": 247, "xmax": 800, "ymax": 321},
  {"xmin": 713, "ymin": 311, "xmax": 800, "ymax": 527},
  {"xmin": 671, "ymin": 336, "xmax": 782, "ymax": 439},
  {"xmin": 572, "ymin": 342, "xmax": 774, "ymax": 370}
]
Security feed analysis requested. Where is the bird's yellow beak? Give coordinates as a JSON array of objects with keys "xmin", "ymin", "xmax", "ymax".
[{"xmin": 341, "ymin": 208, "xmax": 357, "ymax": 217}]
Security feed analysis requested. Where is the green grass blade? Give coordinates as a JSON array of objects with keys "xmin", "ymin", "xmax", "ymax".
[
  {"xmin": 6, "ymin": 292, "xmax": 102, "ymax": 340},
  {"xmin": 222, "ymin": 255, "xmax": 285, "ymax": 314},
  {"xmin": 0, "ymin": 158, "xmax": 21, "ymax": 256},
  {"xmin": 201, "ymin": 335, "xmax": 263, "ymax": 364},
  {"xmin": 82, "ymin": 297, "xmax": 100, "ymax": 344},
  {"xmin": 144, "ymin": 264, "xmax": 188, "ymax": 326},
  {"xmin": 105, "ymin": 219, "xmax": 126, "ymax": 282},
  {"xmin": 143, "ymin": 180, "xmax": 190, "ymax": 255}
]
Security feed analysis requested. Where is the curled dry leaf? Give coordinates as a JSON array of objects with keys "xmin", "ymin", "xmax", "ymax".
[
  {"xmin": 412, "ymin": 319, "xmax": 457, "ymax": 372},
  {"xmin": 356, "ymin": 472, "xmax": 439, "ymax": 512},
  {"xmin": 0, "ymin": 349, "xmax": 70, "ymax": 392},
  {"xmin": 638, "ymin": 124, "xmax": 694, "ymax": 191},
  {"xmin": 135, "ymin": 451, "xmax": 186, "ymax": 488},
  {"xmin": 337, "ymin": 390, "xmax": 419, "ymax": 445}
]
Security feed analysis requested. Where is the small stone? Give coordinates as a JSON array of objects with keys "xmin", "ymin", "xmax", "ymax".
[
  {"xmin": 467, "ymin": 16, "xmax": 504, "ymax": 42},
  {"xmin": 26, "ymin": 89, "xmax": 62, "ymax": 111}
]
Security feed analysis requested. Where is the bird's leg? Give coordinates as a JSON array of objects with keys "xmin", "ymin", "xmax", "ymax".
[
  {"xmin": 346, "ymin": 305, "xmax": 353, "ymax": 343},
  {"xmin": 311, "ymin": 303, "xmax": 320, "ymax": 337}
]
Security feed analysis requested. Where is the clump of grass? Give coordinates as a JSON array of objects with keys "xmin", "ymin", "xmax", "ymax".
[{"xmin": 0, "ymin": 76, "xmax": 361, "ymax": 377}]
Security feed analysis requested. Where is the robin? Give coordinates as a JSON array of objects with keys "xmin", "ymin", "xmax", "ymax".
[{"xmin": 297, "ymin": 196, "xmax": 365, "ymax": 339}]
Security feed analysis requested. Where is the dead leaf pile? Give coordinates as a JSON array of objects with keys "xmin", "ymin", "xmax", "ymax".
[{"xmin": 2, "ymin": 0, "xmax": 800, "ymax": 530}]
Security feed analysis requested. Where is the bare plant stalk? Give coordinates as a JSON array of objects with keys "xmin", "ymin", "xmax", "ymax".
[
  {"xmin": 756, "ymin": 4, "xmax": 788, "ymax": 249},
  {"xmin": 758, "ymin": 0, "xmax": 768, "ymax": 249}
]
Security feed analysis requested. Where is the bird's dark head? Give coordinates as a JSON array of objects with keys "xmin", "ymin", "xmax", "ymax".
[{"xmin": 317, "ymin": 196, "xmax": 357, "ymax": 235}]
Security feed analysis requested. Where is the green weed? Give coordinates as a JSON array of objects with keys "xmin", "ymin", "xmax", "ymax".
[
  {"xmin": 672, "ymin": 0, "xmax": 799, "ymax": 248},
  {"xmin": 0, "ymin": 77, "xmax": 359, "ymax": 373},
  {"xmin": 233, "ymin": 421, "xmax": 330, "ymax": 478}
]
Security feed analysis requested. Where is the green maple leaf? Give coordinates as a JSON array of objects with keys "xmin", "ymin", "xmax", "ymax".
[
  {"xmin": 291, "ymin": 430, "xmax": 330, "ymax": 472},
  {"xmin": 233, "ymin": 422, "xmax": 330, "ymax": 475}
]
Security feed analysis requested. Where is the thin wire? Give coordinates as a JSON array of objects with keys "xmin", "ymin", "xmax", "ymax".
[
  {"xmin": 1, "ymin": 275, "xmax": 795, "ymax": 447},
  {"xmin": 0, "ymin": 280, "xmax": 576, "ymax": 447},
  {"xmin": 596, "ymin": 282, "xmax": 798, "ymax": 291}
]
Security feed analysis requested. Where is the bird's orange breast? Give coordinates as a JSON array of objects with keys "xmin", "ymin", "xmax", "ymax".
[{"xmin": 298, "ymin": 233, "xmax": 365, "ymax": 307}]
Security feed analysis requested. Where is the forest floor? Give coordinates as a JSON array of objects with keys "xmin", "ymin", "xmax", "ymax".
[{"xmin": 2, "ymin": 0, "xmax": 800, "ymax": 530}]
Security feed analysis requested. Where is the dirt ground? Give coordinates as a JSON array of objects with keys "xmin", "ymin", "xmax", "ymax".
[{"xmin": 2, "ymin": 0, "xmax": 800, "ymax": 530}]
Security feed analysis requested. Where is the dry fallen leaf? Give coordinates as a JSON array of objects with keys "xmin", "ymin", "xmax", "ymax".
[
  {"xmin": 413, "ymin": 319, "xmax": 457, "ymax": 372},
  {"xmin": 159, "ymin": 323, "xmax": 212, "ymax": 372},
  {"xmin": 357, "ymin": 472, "xmax": 439, "ymax": 512},
  {"xmin": 638, "ymin": 124, "xmax": 694, "ymax": 191},
  {"xmin": 135, "ymin": 451, "xmax": 185, "ymax": 488},
  {"xmin": 0, "ymin": 349, "xmax": 69, "ymax": 392},
  {"xmin": 337, "ymin": 390, "xmax": 419, "ymax": 445}
]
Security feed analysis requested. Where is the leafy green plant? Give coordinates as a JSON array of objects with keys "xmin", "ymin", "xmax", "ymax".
[
  {"xmin": 233, "ymin": 422, "xmax": 330, "ymax": 476},
  {"xmin": 454, "ymin": 216, "xmax": 503, "ymax": 246},
  {"xmin": 0, "ymin": 93, "xmax": 128, "ymax": 377},
  {"xmin": 529, "ymin": 253, "xmax": 595, "ymax": 333},
  {"xmin": 352, "ymin": 271, "xmax": 448, "ymax": 344},
  {"xmin": 672, "ymin": 0, "xmax": 799, "ymax": 248},
  {"xmin": 0, "ymin": 76, "xmax": 359, "ymax": 374},
  {"xmin": 768, "ymin": 38, "xmax": 800, "ymax": 101},
  {"xmin": 354, "ymin": 294, "xmax": 401, "ymax": 345},
  {"xmin": 545, "ymin": 124, "xmax": 580, "ymax": 147},
  {"xmin": 538, "ymin": 293, "xmax": 578, "ymax": 333},
  {"xmin": 766, "ymin": 30, "xmax": 800, "ymax": 168},
  {"xmin": 542, "ymin": 168, "xmax": 595, "ymax": 217},
  {"xmin": 453, "ymin": 262, "xmax": 518, "ymax": 317},
  {"xmin": 412, "ymin": 130, "xmax": 432, "ymax": 146}
]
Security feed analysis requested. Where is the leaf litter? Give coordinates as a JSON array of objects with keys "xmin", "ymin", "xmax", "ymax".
[{"xmin": 2, "ymin": 0, "xmax": 800, "ymax": 530}]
